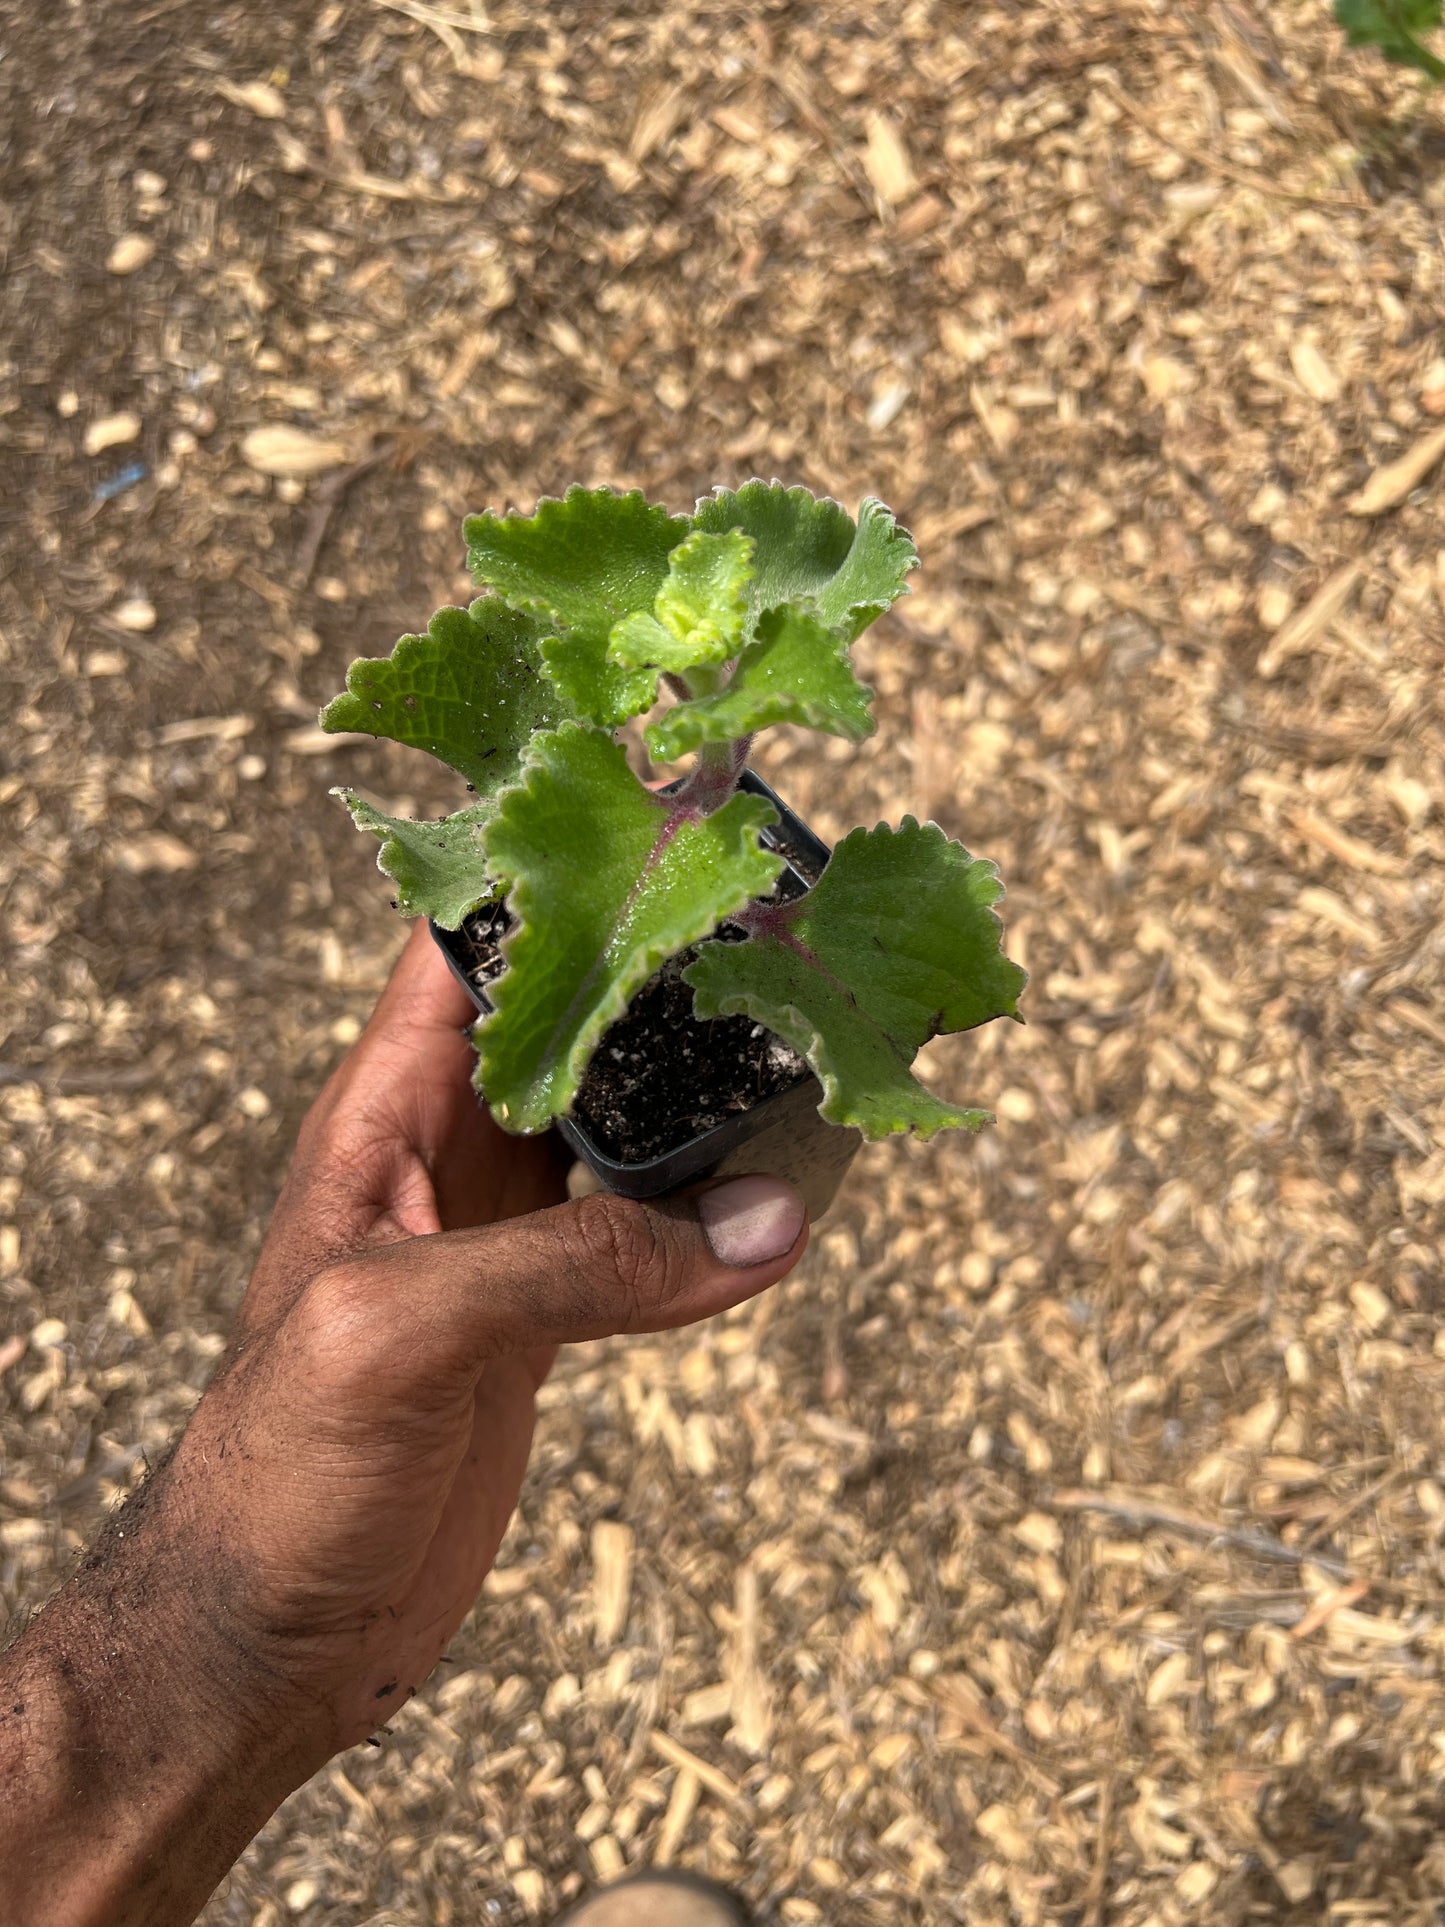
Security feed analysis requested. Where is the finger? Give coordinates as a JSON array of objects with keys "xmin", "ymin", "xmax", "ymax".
[
  {"xmin": 313, "ymin": 1175, "xmax": 809, "ymax": 1394},
  {"xmin": 294, "ymin": 924, "xmax": 473, "ymax": 1165},
  {"xmin": 343, "ymin": 919, "xmax": 477, "ymax": 1098},
  {"xmin": 523, "ymin": 1343, "xmax": 560, "ymax": 1393},
  {"xmin": 303, "ymin": 923, "xmax": 558, "ymax": 1215},
  {"xmin": 245, "ymin": 925, "xmax": 561, "ymax": 1331},
  {"xmin": 348, "ymin": 924, "xmax": 566, "ymax": 1230},
  {"xmin": 369, "ymin": 916, "xmax": 476, "ymax": 1040},
  {"xmin": 343, "ymin": 925, "xmax": 567, "ymax": 1220}
]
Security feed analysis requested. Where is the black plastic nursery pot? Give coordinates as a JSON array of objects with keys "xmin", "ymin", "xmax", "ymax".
[{"xmin": 431, "ymin": 770, "xmax": 862, "ymax": 1219}]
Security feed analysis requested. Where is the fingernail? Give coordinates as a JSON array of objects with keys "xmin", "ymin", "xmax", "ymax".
[{"xmin": 698, "ymin": 1175, "xmax": 806, "ymax": 1269}]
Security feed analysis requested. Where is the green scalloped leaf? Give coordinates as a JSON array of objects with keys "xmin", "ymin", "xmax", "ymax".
[
  {"xmin": 609, "ymin": 528, "xmax": 754, "ymax": 675},
  {"xmin": 318, "ymin": 599, "xmax": 568, "ymax": 794},
  {"xmin": 477, "ymin": 723, "xmax": 783, "ymax": 1132},
  {"xmin": 464, "ymin": 487, "xmax": 693, "ymax": 725},
  {"xmin": 685, "ymin": 818, "xmax": 1027, "ymax": 1141},
  {"xmin": 645, "ymin": 604, "xmax": 875, "ymax": 761},
  {"xmin": 693, "ymin": 482, "xmax": 917, "ymax": 642},
  {"xmin": 336, "ymin": 791, "xmax": 498, "ymax": 929}
]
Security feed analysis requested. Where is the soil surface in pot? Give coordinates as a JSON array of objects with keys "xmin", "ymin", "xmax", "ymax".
[{"xmin": 455, "ymin": 828, "xmax": 822, "ymax": 1165}]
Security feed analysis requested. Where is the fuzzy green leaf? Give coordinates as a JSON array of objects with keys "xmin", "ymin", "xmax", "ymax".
[
  {"xmin": 609, "ymin": 528, "xmax": 754, "ymax": 675},
  {"xmin": 477, "ymin": 724, "xmax": 783, "ymax": 1131},
  {"xmin": 540, "ymin": 637, "xmax": 659, "ymax": 729},
  {"xmin": 336, "ymin": 792, "xmax": 498, "ymax": 929},
  {"xmin": 685, "ymin": 818, "xmax": 1027, "ymax": 1141},
  {"xmin": 318, "ymin": 599, "xmax": 568, "ymax": 794},
  {"xmin": 1335, "ymin": 0, "xmax": 1445, "ymax": 76},
  {"xmin": 646, "ymin": 605, "xmax": 875, "ymax": 761},
  {"xmin": 693, "ymin": 482, "xmax": 917, "ymax": 642},
  {"xmin": 464, "ymin": 486, "xmax": 692, "ymax": 725}
]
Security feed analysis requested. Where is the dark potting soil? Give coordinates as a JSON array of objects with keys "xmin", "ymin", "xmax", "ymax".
[{"xmin": 454, "ymin": 827, "xmax": 820, "ymax": 1164}]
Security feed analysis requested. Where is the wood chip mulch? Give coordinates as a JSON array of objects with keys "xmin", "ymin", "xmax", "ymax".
[{"xmin": 2, "ymin": 2, "xmax": 1444, "ymax": 1921}]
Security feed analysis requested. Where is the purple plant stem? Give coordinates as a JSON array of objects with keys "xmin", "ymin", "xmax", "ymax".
[
  {"xmin": 674, "ymin": 734, "xmax": 753, "ymax": 816},
  {"xmin": 735, "ymin": 895, "xmax": 805, "ymax": 943}
]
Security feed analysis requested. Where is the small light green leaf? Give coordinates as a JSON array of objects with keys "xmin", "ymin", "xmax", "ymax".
[
  {"xmin": 657, "ymin": 527, "xmax": 752, "ymax": 656},
  {"xmin": 336, "ymin": 791, "xmax": 498, "ymax": 929},
  {"xmin": 540, "ymin": 635, "xmax": 660, "ymax": 729},
  {"xmin": 609, "ymin": 528, "xmax": 754, "ymax": 675},
  {"xmin": 477, "ymin": 724, "xmax": 782, "ymax": 1132},
  {"xmin": 694, "ymin": 482, "xmax": 917, "ymax": 641},
  {"xmin": 318, "ymin": 599, "xmax": 567, "ymax": 794},
  {"xmin": 606, "ymin": 610, "xmax": 677, "ymax": 671},
  {"xmin": 464, "ymin": 487, "xmax": 693, "ymax": 725},
  {"xmin": 685, "ymin": 818, "xmax": 1027, "ymax": 1141},
  {"xmin": 645, "ymin": 605, "xmax": 875, "ymax": 761}
]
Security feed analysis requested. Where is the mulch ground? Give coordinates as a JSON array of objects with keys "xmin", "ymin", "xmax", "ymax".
[{"xmin": 4, "ymin": 2, "xmax": 1445, "ymax": 1922}]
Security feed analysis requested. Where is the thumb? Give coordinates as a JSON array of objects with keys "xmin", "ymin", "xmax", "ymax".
[{"xmin": 317, "ymin": 1175, "xmax": 809, "ymax": 1388}]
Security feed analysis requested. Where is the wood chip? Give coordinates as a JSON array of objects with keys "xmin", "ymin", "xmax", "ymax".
[
  {"xmin": 216, "ymin": 77, "xmax": 288, "ymax": 119},
  {"xmin": 1049, "ymin": 1488, "xmax": 1350, "ymax": 1576},
  {"xmin": 654, "ymin": 1767, "xmax": 699, "ymax": 1864},
  {"xmin": 862, "ymin": 114, "xmax": 916, "ymax": 207},
  {"xmin": 1289, "ymin": 1578, "xmax": 1371, "ymax": 1641},
  {"xmin": 83, "ymin": 411, "xmax": 142, "ymax": 455},
  {"xmin": 894, "ymin": 191, "xmax": 947, "ymax": 240},
  {"xmin": 283, "ymin": 725, "xmax": 366, "ymax": 754},
  {"xmin": 1103, "ymin": 77, "xmax": 1362, "ymax": 212},
  {"xmin": 1288, "ymin": 807, "xmax": 1405, "ymax": 876},
  {"xmin": 1296, "ymin": 886, "xmax": 1378, "ymax": 949},
  {"xmin": 115, "ymin": 832, "xmax": 197, "ymax": 874},
  {"xmin": 1387, "ymin": 998, "xmax": 1445, "ymax": 1049},
  {"xmin": 712, "ymin": 106, "xmax": 762, "ymax": 144},
  {"xmin": 630, "ymin": 83, "xmax": 686, "ymax": 162},
  {"xmin": 1145, "ymin": 1650, "xmax": 1193, "ymax": 1706},
  {"xmin": 649, "ymin": 1732, "xmax": 748, "ymax": 1811},
  {"xmin": 970, "ymin": 381, "xmax": 1019, "ymax": 454},
  {"xmin": 680, "ymin": 1681, "xmax": 733, "ymax": 1726},
  {"xmin": 1347, "ymin": 421, "xmax": 1445, "ymax": 516},
  {"xmin": 591, "ymin": 1519, "xmax": 633, "ymax": 1650},
  {"xmin": 150, "ymin": 715, "xmax": 254, "ymax": 746},
  {"xmin": 933, "ymin": 1673, "xmax": 1062, "ymax": 1796},
  {"xmin": 106, "ymin": 233, "xmax": 155, "ymax": 275},
  {"xmin": 241, "ymin": 425, "xmax": 357, "ymax": 477},
  {"xmin": 1289, "ymin": 338, "xmax": 1341, "ymax": 404},
  {"xmin": 1273, "ymin": 1858, "xmax": 1317, "ymax": 1905},
  {"xmin": 113, "ymin": 598, "xmax": 157, "ymax": 633},
  {"xmin": 1256, "ymin": 563, "xmax": 1362, "ymax": 677},
  {"xmin": 728, "ymin": 1561, "xmax": 773, "ymax": 1755}
]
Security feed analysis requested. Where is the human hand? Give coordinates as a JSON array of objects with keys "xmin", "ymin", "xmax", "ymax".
[{"xmin": 1, "ymin": 922, "xmax": 809, "ymax": 1927}]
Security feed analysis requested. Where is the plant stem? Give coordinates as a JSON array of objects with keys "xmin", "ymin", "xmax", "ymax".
[
  {"xmin": 676, "ymin": 735, "xmax": 751, "ymax": 815},
  {"xmin": 736, "ymin": 893, "xmax": 802, "ymax": 940},
  {"xmin": 700, "ymin": 736, "xmax": 745, "ymax": 786}
]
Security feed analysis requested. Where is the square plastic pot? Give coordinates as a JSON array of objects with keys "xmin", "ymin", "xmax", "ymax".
[{"xmin": 430, "ymin": 770, "xmax": 862, "ymax": 1219}]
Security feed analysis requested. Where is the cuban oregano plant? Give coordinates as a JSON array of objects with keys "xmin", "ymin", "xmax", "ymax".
[{"xmin": 320, "ymin": 483, "xmax": 1026, "ymax": 1142}]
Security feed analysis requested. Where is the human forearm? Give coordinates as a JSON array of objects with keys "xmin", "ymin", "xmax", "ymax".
[
  {"xmin": 0, "ymin": 1478, "xmax": 327, "ymax": 1927},
  {"xmin": 0, "ymin": 929, "xmax": 807, "ymax": 1924}
]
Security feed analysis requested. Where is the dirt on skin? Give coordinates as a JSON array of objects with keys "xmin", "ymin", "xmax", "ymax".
[{"xmin": 4, "ymin": 3, "xmax": 1445, "ymax": 1924}]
